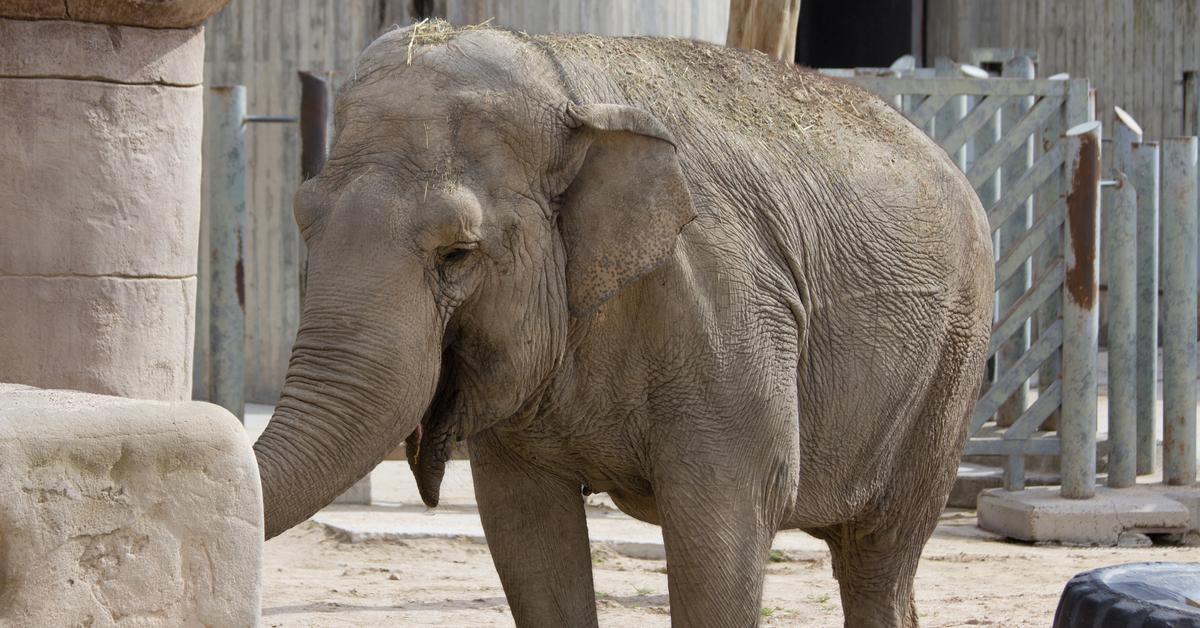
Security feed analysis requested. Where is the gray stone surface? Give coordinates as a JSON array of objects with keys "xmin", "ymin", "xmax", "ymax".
[
  {"xmin": 0, "ymin": 0, "xmax": 231, "ymax": 28},
  {"xmin": 977, "ymin": 486, "xmax": 1191, "ymax": 545},
  {"xmin": 948, "ymin": 462, "xmax": 1059, "ymax": 508},
  {"xmin": 0, "ymin": 276, "xmax": 195, "ymax": 401},
  {"xmin": 0, "ymin": 78, "xmax": 202, "ymax": 277},
  {"xmin": 0, "ymin": 384, "xmax": 262, "ymax": 626},
  {"xmin": 0, "ymin": 18, "xmax": 205, "ymax": 85}
]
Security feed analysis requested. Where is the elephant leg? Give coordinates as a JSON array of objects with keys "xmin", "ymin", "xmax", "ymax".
[
  {"xmin": 816, "ymin": 519, "xmax": 928, "ymax": 628},
  {"xmin": 655, "ymin": 475, "xmax": 781, "ymax": 627},
  {"xmin": 468, "ymin": 430, "xmax": 598, "ymax": 628}
]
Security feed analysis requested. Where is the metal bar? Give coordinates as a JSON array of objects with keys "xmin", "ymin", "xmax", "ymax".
[
  {"xmin": 1033, "ymin": 87, "xmax": 1071, "ymax": 432},
  {"xmin": 994, "ymin": 206, "xmax": 1064, "ymax": 287},
  {"xmin": 966, "ymin": 96, "xmax": 1060, "ymax": 188},
  {"xmin": 989, "ymin": 261, "xmax": 1063, "ymax": 359},
  {"xmin": 939, "ymin": 94, "xmax": 1008, "ymax": 158},
  {"xmin": 995, "ymin": 56, "xmax": 1037, "ymax": 429},
  {"xmin": 972, "ymin": 319, "xmax": 1064, "ymax": 430},
  {"xmin": 1161, "ymin": 137, "xmax": 1199, "ymax": 486},
  {"xmin": 907, "ymin": 93, "xmax": 951, "ymax": 132},
  {"xmin": 1132, "ymin": 141, "xmax": 1161, "ymax": 474},
  {"xmin": 845, "ymin": 76, "xmax": 1073, "ymax": 98},
  {"xmin": 934, "ymin": 58, "xmax": 967, "ymax": 170},
  {"xmin": 965, "ymin": 437, "xmax": 1061, "ymax": 456},
  {"xmin": 1061, "ymin": 120, "xmax": 1102, "ymax": 500},
  {"xmin": 1007, "ymin": 380, "xmax": 1064, "ymax": 440},
  {"xmin": 298, "ymin": 71, "xmax": 330, "ymax": 308},
  {"xmin": 987, "ymin": 141, "xmax": 1065, "ymax": 231},
  {"xmin": 206, "ymin": 85, "xmax": 247, "ymax": 422},
  {"xmin": 1004, "ymin": 454, "xmax": 1026, "ymax": 491},
  {"xmin": 243, "ymin": 114, "xmax": 298, "ymax": 123},
  {"xmin": 1185, "ymin": 71, "xmax": 1200, "ymax": 136},
  {"xmin": 1105, "ymin": 172, "xmax": 1139, "ymax": 488}
]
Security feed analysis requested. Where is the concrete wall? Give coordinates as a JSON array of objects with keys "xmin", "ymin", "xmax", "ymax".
[{"xmin": 0, "ymin": 5, "xmax": 226, "ymax": 401}]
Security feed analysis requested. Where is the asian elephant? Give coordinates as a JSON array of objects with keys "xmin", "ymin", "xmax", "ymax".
[{"xmin": 252, "ymin": 21, "xmax": 993, "ymax": 628}]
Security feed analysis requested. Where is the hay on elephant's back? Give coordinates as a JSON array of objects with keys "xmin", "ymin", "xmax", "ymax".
[{"xmin": 389, "ymin": 21, "xmax": 899, "ymax": 145}]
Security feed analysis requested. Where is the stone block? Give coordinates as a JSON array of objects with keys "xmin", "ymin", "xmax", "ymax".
[
  {"xmin": 0, "ymin": 1, "xmax": 231, "ymax": 28},
  {"xmin": 334, "ymin": 475, "xmax": 373, "ymax": 505},
  {"xmin": 0, "ymin": 78, "xmax": 201, "ymax": 277},
  {"xmin": 0, "ymin": 276, "xmax": 195, "ymax": 401},
  {"xmin": 0, "ymin": 384, "xmax": 262, "ymax": 626},
  {"xmin": 0, "ymin": 18, "xmax": 205, "ymax": 86},
  {"xmin": 978, "ymin": 486, "xmax": 1190, "ymax": 545},
  {"xmin": 947, "ymin": 462, "xmax": 1059, "ymax": 508}
]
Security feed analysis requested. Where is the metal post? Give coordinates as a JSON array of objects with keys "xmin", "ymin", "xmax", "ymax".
[
  {"xmin": 1132, "ymin": 141, "xmax": 1161, "ymax": 475},
  {"xmin": 1105, "ymin": 172, "xmax": 1138, "ymax": 488},
  {"xmin": 1107, "ymin": 109, "xmax": 1143, "ymax": 487},
  {"xmin": 934, "ymin": 57, "xmax": 967, "ymax": 170},
  {"xmin": 298, "ymin": 71, "xmax": 330, "ymax": 307},
  {"xmin": 1034, "ymin": 74, "xmax": 1073, "ymax": 432},
  {"xmin": 1161, "ymin": 137, "xmax": 1198, "ymax": 486},
  {"xmin": 207, "ymin": 86, "xmax": 247, "ymax": 422},
  {"xmin": 1062, "ymin": 120, "xmax": 1101, "ymax": 499},
  {"xmin": 996, "ymin": 56, "xmax": 1036, "ymax": 427}
]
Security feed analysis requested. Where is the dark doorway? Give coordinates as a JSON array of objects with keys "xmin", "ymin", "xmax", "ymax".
[{"xmin": 795, "ymin": 0, "xmax": 923, "ymax": 69}]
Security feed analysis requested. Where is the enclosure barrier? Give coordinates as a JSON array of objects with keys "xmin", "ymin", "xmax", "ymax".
[
  {"xmin": 833, "ymin": 59, "xmax": 1199, "ymax": 497},
  {"xmin": 194, "ymin": 77, "xmax": 327, "ymax": 420},
  {"xmin": 1162, "ymin": 138, "xmax": 1199, "ymax": 486}
]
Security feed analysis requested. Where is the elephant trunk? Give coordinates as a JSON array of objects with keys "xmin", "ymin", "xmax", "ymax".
[{"xmin": 252, "ymin": 305, "xmax": 439, "ymax": 539}]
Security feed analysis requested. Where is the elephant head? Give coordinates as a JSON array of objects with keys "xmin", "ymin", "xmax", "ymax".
[{"xmin": 253, "ymin": 25, "xmax": 696, "ymax": 539}]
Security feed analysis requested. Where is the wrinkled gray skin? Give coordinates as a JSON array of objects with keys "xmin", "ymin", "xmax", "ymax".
[{"xmin": 253, "ymin": 22, "xmax": 993, "ymax": 628}]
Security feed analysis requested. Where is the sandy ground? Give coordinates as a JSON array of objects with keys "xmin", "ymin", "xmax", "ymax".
[
  {"xmin": 256, "ymin": 459, "xmax": 1200, "ymax": 628},
  {"xmin": 261, "ymin": 512, "xmax": 1200, "ymax": 627}
]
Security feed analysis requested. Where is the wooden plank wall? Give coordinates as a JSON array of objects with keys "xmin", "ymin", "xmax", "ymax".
[
  {"xmin": 202, "ymin": 0, "xmax": 728, "ymax": 403},
  {"xmin": 926, "ymin": 0, "xmax": 1199, "ymax": 140},
  {"xmin": 444, "ymin": 0, "xmax": 727, "ymax": 42},
  {"xmin": 202, "ymin": 0, "xmax": 413, "ymax": 403}
]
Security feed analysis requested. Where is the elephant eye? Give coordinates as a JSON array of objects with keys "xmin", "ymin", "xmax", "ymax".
[{"xmin": 439, "ymin": 242, "xmax": 478, "ymax": 265}]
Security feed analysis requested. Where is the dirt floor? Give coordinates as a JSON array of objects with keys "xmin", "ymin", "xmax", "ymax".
[{"xmin": 260, "ymin": 509, "xmax": 1200, "ymax": 627}]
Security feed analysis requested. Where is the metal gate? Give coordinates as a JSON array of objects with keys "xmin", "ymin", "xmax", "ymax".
[{"xmin": 830, "ymin": 64, "xmax": 1098, "ymax": 495}]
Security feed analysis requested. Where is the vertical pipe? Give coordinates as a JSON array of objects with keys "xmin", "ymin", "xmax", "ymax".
[
  {"xmin": 298, "ymin": 71, "xmax": 330, "ymax": 308},
  {"xmin": 1105, "ymin": 172, "xmax": 1138, "ymax": 488},
  {"xmin": 996, "ymin": 56, "xmax": 1036, "ymax": 429},
  {"xmin": 1161, "ymin": 137, "xmax": 1199, "ymax": 486},
  {"xmin": 1034, "ymin": 74, "xmax": 1073, "ymax": 431},
  {"xmin": 1108, "ymin": 109, "xmax": 1143, "ymax": 488},
  {"xmin": 934, "ymin": 57, "xmax": 967, "ymax": 170},
  {"xmin": 1062, "ymin": 120, "xmax": 1101, "ymax": 499},
  {"xmin": 207, "ymin": 86, "xmax": 247, "ymax": 422},
  {"xmin": 1132, "ymin": 141, "xmax": 1161, "ymax": 474}
]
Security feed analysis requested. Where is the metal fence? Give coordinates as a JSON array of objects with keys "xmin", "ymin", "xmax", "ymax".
[
  {"xmin": 828, "ymin": 58, "xmax": 1200, "ymax": 496},
  {"xmin": 194, "ymin": 73, "xmax": 331, "ymax": 421}
]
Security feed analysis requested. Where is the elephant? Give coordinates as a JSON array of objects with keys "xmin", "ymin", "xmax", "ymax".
[{"xmin": 252, "ymin": 20, "xmax": 994, "ymax": 628}]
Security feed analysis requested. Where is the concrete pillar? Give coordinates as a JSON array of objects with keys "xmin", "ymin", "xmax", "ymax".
[{"xmin": 0, "ymin": 1, "xmax": 230, "ymax": 401}]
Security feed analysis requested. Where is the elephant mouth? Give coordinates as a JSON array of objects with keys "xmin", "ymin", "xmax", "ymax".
[{"xmin": 404, "ymin": 364, "xmax": 459, "ymax": 508}]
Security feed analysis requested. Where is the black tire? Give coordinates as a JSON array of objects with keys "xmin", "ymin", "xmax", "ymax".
[{"xmin": 1053, "ymin": 562, "xmax": 1200, "ymax": 627}]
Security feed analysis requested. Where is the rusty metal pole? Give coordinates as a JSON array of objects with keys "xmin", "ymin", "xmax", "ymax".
[
  {"xmin": 1062, "ymin": 120, "xmax": 1102, "ymax": 499},
  {"xmin": 207, "ymin": 86, "xmax": 247, "ymax": 421},
  {"xmin": 1161, "ymin": 137, "xmax": 1198, "ymax": 486},
  {"xmin": 1131, "ymin": 141, "xmax": 1161, "ymax": 475}
]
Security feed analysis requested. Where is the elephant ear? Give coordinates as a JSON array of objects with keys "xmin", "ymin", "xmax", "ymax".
[{"xmin": 559, "ymin": 102, "xmax": 696, "ymax": 317}]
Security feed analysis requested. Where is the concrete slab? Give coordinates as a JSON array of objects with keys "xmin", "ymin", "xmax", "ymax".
[
  {"xmin": 949, "ymin": 462, "xmax": 1059, "ymax": 508},
  {"xmin": 978, "ymin": 485, "xmax": 1191, "ymax": 545}
]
